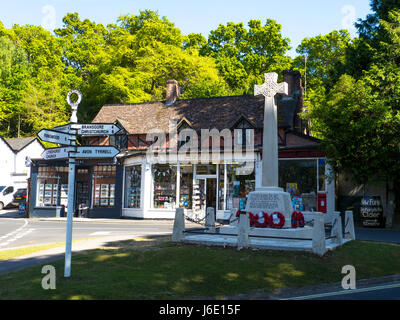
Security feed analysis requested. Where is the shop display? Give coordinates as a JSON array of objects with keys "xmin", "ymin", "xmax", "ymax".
[
  {"xmin": 154, "ymin": 182, "xmax": 176, "ymax": 208},
  {"xmin": 38, "ymin": 183, "xmax": 61, "ymax": 206},
  {"xmin": 292, "ymin": 196, "xmax": 304, "ymax": 211},
  {"xmin": 179, "ymin": 172, "xmax": 192, "ymax": 208},
  {"xmin": 127, "ymin": 186, "xmax": 141, "ymax": 208},
  {"xmin": 93, "ymin": 183, "xmax": 116, "ymax": 207},
  {"xmin": 92, "ymin": 165, "xmax": 117, "ymax": 208},
  {"xmin": 153, "ymin": 165, "xmax": 176, "ymax": 209},
  {"xmin": 286, "ymin": 183, "xmax": 299, "ymax": 197},
  {"xmin": 124, "ymin": 166, "xmax": 141, "ymax": 208}
]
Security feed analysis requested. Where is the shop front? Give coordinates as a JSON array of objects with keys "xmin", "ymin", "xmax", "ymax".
[
  {"xmin": 29, "ymin": 159, "xmax": 123, "ymax": 218},
  {"xmin": 29, "ymin": 155, "xmax": 333, "ymax": 220},
  {"xmin": 121, "ymin": 154, "xmax": 332, "ymax": 220}
]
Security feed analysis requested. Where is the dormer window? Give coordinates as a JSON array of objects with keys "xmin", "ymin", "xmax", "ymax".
[
  {"xmin": 233, "ymin": 117, "xmax": 255, "ymax": 147},
  {"xmin": 177, "ymin": 118, "xmax": 193, "ymax": 149},
  {"xmin": 109, "ymin": 134, "xmax": 128, "ymax": 150},
  {"xmin": 109, "ymin": 120, "xmax": 128, "ymax": 150}
]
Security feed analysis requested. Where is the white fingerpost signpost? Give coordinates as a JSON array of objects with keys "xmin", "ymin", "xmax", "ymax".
[
  {"xmin": 64, "ymin": 89, "xmax": 80, "ymax": 278},
  {"xmin": 37, "ymin": 89, "xmax": 121, "ymax": 278}
]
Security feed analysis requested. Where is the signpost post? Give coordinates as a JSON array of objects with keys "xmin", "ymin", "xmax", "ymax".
[
  {"xmin": 64, "ymin": 90, "xmax": 79, "ymax": 278},
  {"xmin": 37, "ymin": 89, "xmax": 120, "ymax": 278}
]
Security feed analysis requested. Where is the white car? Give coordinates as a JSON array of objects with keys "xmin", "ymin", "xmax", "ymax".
[{"xmin": 0, "ymin": 185, "xmax": 17, "ymax": 210}]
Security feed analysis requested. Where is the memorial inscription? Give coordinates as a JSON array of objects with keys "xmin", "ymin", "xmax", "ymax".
[{"xmin": 247, "ymin": 193, "xmax": 280, "ymax": 211}]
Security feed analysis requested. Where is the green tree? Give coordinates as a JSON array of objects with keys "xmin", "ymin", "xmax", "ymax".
[
  {"xmin": 307, "ymin": 9, "xmax": 400, "ymax": 226},
  {"xmin": 203, "ymin": 19, "xmax": 292, "ymax": 93},
  {"xmin": 293, "ymin": 30, "xmax": 351, "ymax": 91},
  {"xmin": 0, "ymin": 37, "xmax": 30, "ymax": 137},
  {"xmin": 7, "ymin": 25, "xmax": 70, "ymax": 135}
]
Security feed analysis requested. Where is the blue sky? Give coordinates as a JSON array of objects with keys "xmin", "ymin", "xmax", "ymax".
[{"xmin": 0, "ymin": 0, "xmax": 373, "ymax": 57}]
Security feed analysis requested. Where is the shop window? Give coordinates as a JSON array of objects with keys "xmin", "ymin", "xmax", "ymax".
[
  {"xmin": 218, "ymin": 164, "xmax": 225, "ymax": 210},
  {"xmin": 93, "ymin": 165, "xmax": 116, "ymax": 208},
  {"xmin": 234, "ymin": 119, "xmax": 254, "ymax": 147},
  {"xmin": 37, "ymin": 166, "xmax": 68, "ymax": 207},
  {"xmin": 124, "ymin": 165, "xmax": 142, "ymax": 208},
  {"xmin": 153, "ymin": 164, "xmax": 176, "ymax": 209},
  {"xmin": 279, "ymin": 159, "xmax": 318, "ymax": 211},
  {"xmin": 179, "ymin": 164, "xmax": 193, "ymax": 209},
  {"xmin": 76, "ymin": 168, "xmax": 90, "ymax": 207},
  {"xmin": 225, "ymin": 162, "xmax": 255, "ymax": 211}
]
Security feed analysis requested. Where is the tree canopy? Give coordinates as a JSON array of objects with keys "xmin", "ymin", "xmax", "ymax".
[{"xmin": 303, "ymin": 3, "xmax": 400, "ymax": 193}]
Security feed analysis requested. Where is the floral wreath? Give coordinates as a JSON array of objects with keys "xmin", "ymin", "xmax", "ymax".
[
  {"xmin": 252, "ymin": 211, "xmax": 269, "ymax": 228},
  {"xmin": 268, "ymin": 211, "xmax": 285, "ymax": 229},
  {"xmin": 235, "ymin": 209, "xmax": 243, "ymax": 223},
  {"xmin": 291, "ymin": 211, "xmax": 305, "ymax": 228}
]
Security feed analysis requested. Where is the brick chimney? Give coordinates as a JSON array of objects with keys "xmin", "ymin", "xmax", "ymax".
[
  {"xmin": 283, "ymin": 69, "xmax": 302, "ymax": 97},
  {"xmin": 165, "ymin": 80, "xmax": 180, "ymax": 106}
]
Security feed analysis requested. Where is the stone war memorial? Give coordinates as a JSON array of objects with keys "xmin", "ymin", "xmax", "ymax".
[{"xmin": 173, "ymin": 72, "xmax": 355, "ymax": 256}]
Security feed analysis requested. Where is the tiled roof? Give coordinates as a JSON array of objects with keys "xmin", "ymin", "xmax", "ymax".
[
  {"xmin": 93, "ymin": 94, "xmax": 298, "ymax": 134},
  {"xmin": 5, "ymin": 137, "xmax": 36, "ymax": 152}
]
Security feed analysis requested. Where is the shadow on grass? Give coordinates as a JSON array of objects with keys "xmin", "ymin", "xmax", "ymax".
[{"xmin": 0, "ymin": 237, "xmax": 400, "ymax": 300}]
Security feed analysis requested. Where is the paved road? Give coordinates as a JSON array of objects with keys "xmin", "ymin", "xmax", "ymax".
[
  {"xmin": 0, "ymin": 209, "xmax": 178, "ymax": 250},
  {"xmin": 355, "ymin": 227, "xmax": 400, "ymax": 243},
  {"xmin": 285, "ymin": 282, "xmax": 400, "ymax": 300}
]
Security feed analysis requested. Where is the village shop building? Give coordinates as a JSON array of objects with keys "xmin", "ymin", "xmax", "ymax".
[{"xmin": 28, "ymin": 70, "xmax": 335, "ymax": 219}]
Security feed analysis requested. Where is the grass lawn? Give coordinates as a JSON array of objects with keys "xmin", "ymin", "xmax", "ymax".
[{"xmin": 0, "ymin": 236, "xmax": 399, "ymax": 300}]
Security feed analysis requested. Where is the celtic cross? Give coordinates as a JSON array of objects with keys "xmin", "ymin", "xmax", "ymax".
[{"xmin": 254, "ymin": 73, "xmax": 288, "ymax": 188}]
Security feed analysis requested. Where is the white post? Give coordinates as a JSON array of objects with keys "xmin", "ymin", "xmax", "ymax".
[
  {"xmin": 176, "ymin": 162, "xmax": 180, "ymax": 208},
  {"xmin": 205, "ymin": 207, "xmax": 215, "ymax": 233},
  {"xmin": 344, "ymin": 210, "xmax": 356, "ymax": 240},
  {"xmin": 312, "ymin": 213, "xmax": 326, "ymax": 256},
  {"xmin": 172, "ymin": 207, "xmax": 185, "ymax": 242},
  {"xmin": 326, "ymin": 162, "xmax": 335, "ymax": 215},
  {"xmin": 223, "ymin": 162, "xmax": 227, "ymax": 211},
  {"xmin": 331, "ymin": 211, "xmax": 343, "ymax": 245},
  {"xmin": 237, "ymin": 212, "xmax": 250, "ymax": 249},
  {"xmin": 64, "ymin": 90, "xmax": 81, "ymax": 278},
  {"xmin": 64, "ymin": 154, "xmax": 76, "ymax": 277}
]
